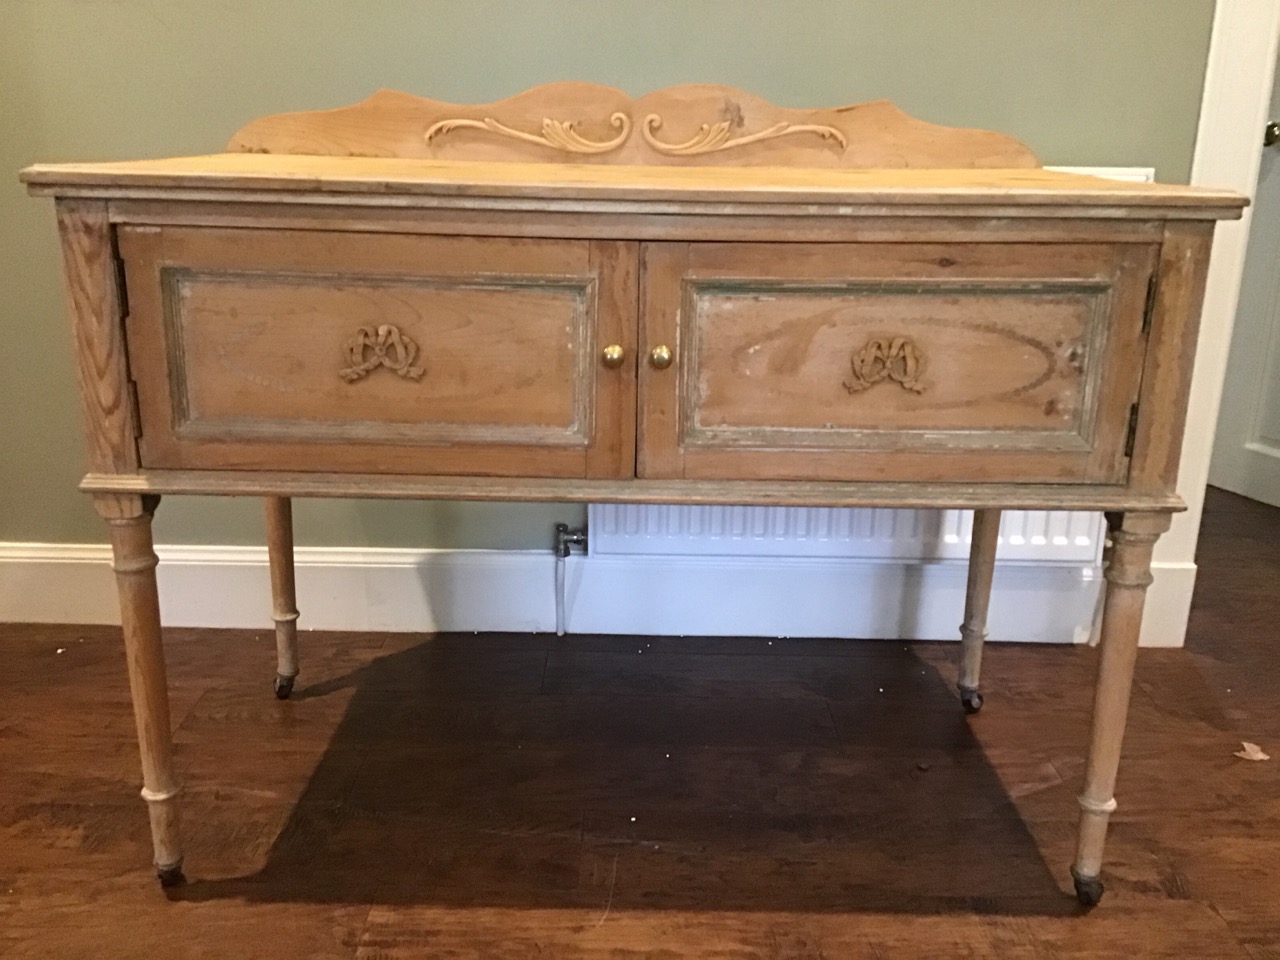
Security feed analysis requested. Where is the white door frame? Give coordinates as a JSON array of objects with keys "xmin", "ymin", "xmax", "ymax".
[
  {"xmin": 1143, "ymin": 0, "xmax": 1280, "ymax": 647},
  {"xmin": 1209, "ymin": 28, "xmax": 1280, "ymax": 506}
]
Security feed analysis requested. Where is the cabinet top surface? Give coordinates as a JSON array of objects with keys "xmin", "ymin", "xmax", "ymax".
[{"xmin": 21, "ymin": 153, "xmax": 1245, "ymax": 217}]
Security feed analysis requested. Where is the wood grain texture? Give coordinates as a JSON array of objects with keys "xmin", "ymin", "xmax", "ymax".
[
  {"xmin": 637, "ymin": 242, "xmax": 688, "ymax": 480},
  {"xmin": 0, "ymin": 489, "xmax": 1275, "ymax": 958},
  {"xmin": 93, "ymin": 493, "xmax": 183, "ymax": 874},
  {"xmin": 79, "ymin": 469, "xmax": 1186, "ymax": 512},
  {"xmin": 117, "ymin": 227, "xmax": 633, "ymax": 478},
  {"xmin": 222, "ymin": 83, "xmax": 1041, "ymax": 169},
  {"xmin": 101, "ymin": 201, "xmax": 1191, "ymax": 243},
  {"xmin": 227, "ymin": 83, "xmax": 1031, "ymax": 168},
  {"xmin": 640, "ymin": 240, "xmax": 1155, "ymax": 484},
  {"xmin": 1128, "ymin": 222, "xmax": 1217, "ymax": 493},
  {"xmin": 585, "ymin": 240, "xmax": 638, "ymax": 479},
  {"xmin": 959, "ymin": 508, "xmax": 1002, "ymax": 692},
  {"xmin": 264, "ymin": 497, "xmax": 299, "ymax": 682},
  {"xmin": 22, "ymin": 154, "xmax": 1246, "ymax": 220},
  {"xmin": 1074, "ymin": 510, "xmax": 1172, "ymax": 885},
  {"xmin": 55, "ymin": 200, "xmax": 139, "ymax": 474}
]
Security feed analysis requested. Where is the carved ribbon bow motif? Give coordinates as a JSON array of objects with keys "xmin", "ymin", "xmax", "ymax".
[
  {"xmin": 844, "ymin": 336, "xmax": 927, "ymax": 394},
  {"xmin": 339, "ymin": 324, "xmax": 424, "ymax": 383}
]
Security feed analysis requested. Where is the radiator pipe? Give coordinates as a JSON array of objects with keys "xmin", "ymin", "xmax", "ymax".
[{"xmin": 553, "ymin": 522, "xmax": 587, "ymax": 636}]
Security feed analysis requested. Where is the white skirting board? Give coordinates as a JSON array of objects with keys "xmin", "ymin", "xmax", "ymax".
[{"xmin": 0, "ymin": 541, "xmax": 1190, "ymax": 647}]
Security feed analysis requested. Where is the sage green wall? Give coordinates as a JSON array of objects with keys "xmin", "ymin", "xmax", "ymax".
[{"xmin": 1, "ymin": 0, "xmax": 1214, "ymax": 548}]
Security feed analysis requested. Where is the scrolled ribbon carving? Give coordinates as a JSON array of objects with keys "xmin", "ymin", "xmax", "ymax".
[
  {"xmin": 641, "ymin": 115, "xmax": 847, "ymax": 156},
  {"xmin": 425, "ymin": 113, "xmax": 631, "ymax": 154},
  {"xmin": 844, "ymin": 336, "xmax": 927, "ymax": 394},
  {"xmin": 340, "ymin": 324, "xmax": 424, "ymax": 383}
]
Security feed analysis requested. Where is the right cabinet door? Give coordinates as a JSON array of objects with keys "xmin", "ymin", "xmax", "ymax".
[{"xmin": 639, "ymin": 241, "xmax": 1157, "ymax": 483}]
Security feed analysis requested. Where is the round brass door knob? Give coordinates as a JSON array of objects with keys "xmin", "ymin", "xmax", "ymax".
[
  {"xmin": 649, "ymin": 344, "xmax": 673, "ymax": 369},
  {"xmin": 601, "ymin": 344, "xmax": 625, "ymax": 368}
]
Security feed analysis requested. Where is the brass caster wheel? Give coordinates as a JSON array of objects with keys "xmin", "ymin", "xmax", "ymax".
[
  {"xmin": 959, "ymin": 685, "xmax": 984, "ymax": 715},
  {"xmin": 274, "ymin": 673, "xmax": 296, "ymax": 700},
  {"xmin": 156, "ymin": 860, "xmax": 186, "ymax": 889},
  {"xmin": 1071, "ymin": 868, "xmax": 1104, "ymax": 908}
]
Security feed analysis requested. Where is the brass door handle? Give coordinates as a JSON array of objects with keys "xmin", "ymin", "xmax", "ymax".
[
  {"xmin": 649, "ymin": 344, "xmax": 673, "ymax": 369},
  {"xmin": 601, "ymin": 344, "xmax": 625, "ymax": 369}
]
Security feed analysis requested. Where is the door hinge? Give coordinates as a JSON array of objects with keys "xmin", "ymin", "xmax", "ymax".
[
  {"xmin": 1141, "ymin": 274, "xmax": 1158, "ymax": 334},
  {"xmin": 1124, "ymin": 402, "xmax": 1139, "ymax": 458}
]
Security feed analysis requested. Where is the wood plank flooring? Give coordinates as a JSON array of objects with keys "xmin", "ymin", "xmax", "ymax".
[{"xmin": 1, "ymin": 486, "xmax": 1276, "ymax": 958}]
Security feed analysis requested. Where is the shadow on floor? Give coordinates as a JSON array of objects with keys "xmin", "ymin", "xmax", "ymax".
[{"xmin": 174, "ymin": 635, "xmax": 1076, "ymax": 916}]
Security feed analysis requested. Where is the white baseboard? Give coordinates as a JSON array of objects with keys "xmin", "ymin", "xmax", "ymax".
[
  {"xmin": 1137, "ymin": 560, "xmax": 1198, "ymax": 649},
  {"xmin": 0, "ymin": 543, "xmax": 553, "ymax": 633},
  {"xmin": 0, "ymin": 544, "xmax": 125, "ymax": 628},
  {"xmin": 0, "ymin": 541, "xmax": 1191, "ymax": 646}
]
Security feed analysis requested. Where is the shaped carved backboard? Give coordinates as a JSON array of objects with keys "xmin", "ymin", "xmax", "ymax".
[{"xmin": 228, "ymin": 82, "xmax": 1039, "ymax": 169}]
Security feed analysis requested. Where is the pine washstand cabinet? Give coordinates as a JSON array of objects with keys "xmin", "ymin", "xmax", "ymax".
[{"xmin": 21, "ymin": 84, "xmax": 1246, "ymax": 906}]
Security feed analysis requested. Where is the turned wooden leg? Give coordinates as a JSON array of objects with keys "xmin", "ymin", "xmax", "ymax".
[
  {"xmin": 1070, "ymin": 510, "xmax": 1172, "ymax": 907},
  {"xmin": 96, "ymin": 494, "xmax": 184, "ymax": 887},
  {"xmin": 958, "ymin": 508, "xmax": 1001, "ymax": 714},
  {"xmin": 264, "ymin": 497, "xmax": 300, "ymax": 700}
]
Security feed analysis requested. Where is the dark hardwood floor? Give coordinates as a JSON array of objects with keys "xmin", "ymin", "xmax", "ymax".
[{"xmin": 1, "ymin": 486, "xmax": 1277, "ymax": 958}]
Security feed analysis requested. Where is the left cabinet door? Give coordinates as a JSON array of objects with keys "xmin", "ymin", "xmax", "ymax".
[{"xmin": 118, "ymin": 227, "xmax": 637, "ymax": 478}]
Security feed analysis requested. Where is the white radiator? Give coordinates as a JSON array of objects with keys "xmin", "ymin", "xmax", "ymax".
[
  {"xmin": 565, "ymin": 504, "xmax": 1105, "ymax": 647},
  {"xmin": 566, "ymin": 505, "xmax": 1104, "ymax": 643},
  {"xmin": 589, "ymin": 505, "xmax": 1102, "ymax": 563}
]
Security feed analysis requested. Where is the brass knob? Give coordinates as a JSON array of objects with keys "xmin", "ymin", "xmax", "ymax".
[
  {"xmin": 601, "ymin": 344, "xmax": 625, "ymax": 369},
  {"xmin": 649, "ymin": 344, "xmax": 673, "ymax": 370}
]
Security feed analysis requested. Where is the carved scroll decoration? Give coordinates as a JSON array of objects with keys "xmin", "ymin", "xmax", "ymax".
[
  {"xmin": 844, "ymin": 337, "xmax": 927, "ymax": 394},
  {"xmin": 424, "ymin": 113, "xmax": 631, "ymax": 154},
  {"xmin": 641, "ymin": 115, "xmax": 847, "ymax": 156},
  {"xmin": 340, "ymin": 325, "xmax": 424, "ymax": 383}
]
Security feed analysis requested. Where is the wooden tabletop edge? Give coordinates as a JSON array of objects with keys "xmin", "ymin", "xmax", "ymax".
[
  {"xmin": 19, "ymin": 158, "xmax": 1249, "ymax": 213},
  {"xmin": 79, "ymin": 471, "xmax": 1189, "ymax": 512}
]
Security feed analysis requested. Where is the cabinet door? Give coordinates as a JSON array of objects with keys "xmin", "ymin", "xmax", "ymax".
[
  {"xmin": 119, "ymin": 227, "xmax": 636, "ymax": 478},
  {"xmin": 639, "ymin": 241, "xmax": 1155, "ymax": 483}
]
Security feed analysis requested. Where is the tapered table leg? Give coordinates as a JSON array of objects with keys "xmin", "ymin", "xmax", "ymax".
[
  {"xmin": 264, "ymin": 497, "xmax": 300, "ymax": 699},
  {"xmin": 96, "ymin": 493, "xmax": 184, "ymax": 887},
  {"xmin": 1071, "ymin": 510, "xmax": 1171, "ymax": 907},
  {"xmin": 958, "ymin": 508, "xmax": 1001, "ymax": 714}
]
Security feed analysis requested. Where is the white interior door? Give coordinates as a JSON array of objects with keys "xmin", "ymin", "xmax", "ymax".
[{"xmin": 1210, "ymin": 55, "xmax": 1280, "ymax": 506}]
